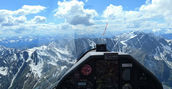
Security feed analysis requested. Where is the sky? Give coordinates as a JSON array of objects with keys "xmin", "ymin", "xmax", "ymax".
[{"xmin": 0, "ymin": 0, "xmax": 171, "ymax": 37}]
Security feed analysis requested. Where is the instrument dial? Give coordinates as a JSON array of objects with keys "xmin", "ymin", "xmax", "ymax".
[{"xmin": 81, "ymin": 64, "xmax": 92, "ymax": 76}]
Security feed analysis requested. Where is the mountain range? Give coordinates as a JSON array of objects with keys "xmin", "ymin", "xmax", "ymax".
[{"xmin": 0, "ymin": 32, "xmax": 171, "ymax": 89}]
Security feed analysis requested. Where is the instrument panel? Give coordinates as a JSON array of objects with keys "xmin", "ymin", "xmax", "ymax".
[{"xmin": 55, "ymin": 53, "xmax": 163, "ymax": 89}]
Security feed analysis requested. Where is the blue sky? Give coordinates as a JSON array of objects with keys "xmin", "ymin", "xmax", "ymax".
[
  {"xmin": 0, "ymin": 0, "xmax": 146, "ymax": 17},
  {"xmin": 0, "ymin": 0, "xmax": 57, "ymax": 21},
  {"xmin": 85, "ymin": 0, "xmax": 146, "ymax": 11},
  {"xmin": 0, "ymin": 0, "xmax": 146, "ymax": 11},
  {"xmin": 0, "ymin": 0, "xmax": 171, "ymax": 37},
  {"xmin": 0, "ymin": 0, "xmax": 146, "ymax": 22}
]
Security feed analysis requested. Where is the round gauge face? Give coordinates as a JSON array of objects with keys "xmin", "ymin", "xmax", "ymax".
[{"xmin": 81, "ymin": 64, "xmax": 92, "ymax": 76}]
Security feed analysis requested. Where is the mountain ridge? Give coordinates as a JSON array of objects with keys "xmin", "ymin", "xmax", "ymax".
[{"xmin": 0, "ymin": 31, "xmax": 171, "ymax": 89}]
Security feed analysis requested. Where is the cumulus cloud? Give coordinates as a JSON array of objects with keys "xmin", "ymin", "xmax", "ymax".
[
  {"xmin": 0, "ymin": 4, "xmax": 77, "ymax": 37},
  {"xmin": 0, "ymin": 0, "xmax": 171, "ymax": 38},
  {"xmin": 54, "ymin": 0, "xmax": 98, "ymax": 26},
  {"xmin": 103, "ymin": 4, "xmax": 141, "ymax": 22},
  {"xmin": 103, "ymin": 5, "xmax": 123, "ymax": 18},
  {"xmin": 0, "ymin": 16, "xmax": 27, "ymax": 26},
  {"xmin": 0, "ymin": 5, "xmax": 46, "ymax": 27},
  {"xmin": 69, "ymin": 15, "xmax": 93, "ymax": 26},
  {"xmin": 31, "ymin": 16, "xmax": 46, "ymax": 23},
  {"xmin": 140, "ymin": 0, "xmax": 172, "ymax": 22},
  {"xmin": 102, "ymin": 0, "xmax": 172, "ymax": 32},
  {"xmin": 0, "ymin": 5, "xmax": 46, "ymax": 16},
  {"xmin": 0, "ymin": 5, "xmax": 49, "ymax": 37},
  {"xmin": 15, "ymin": 16, "xmax": 27, "ymax": 23},
  {"xmin": 14, "ymin": 5, "xmax": 46, "ymax": 15},
  {"xmin": 0, "ymin": 10, "xmax": 12, "ymax": 24}
]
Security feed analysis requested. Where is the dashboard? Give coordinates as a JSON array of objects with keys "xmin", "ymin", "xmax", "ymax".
[{"xmin": 55, "ymin": 50, "xmax": 163, "ymax": 89}]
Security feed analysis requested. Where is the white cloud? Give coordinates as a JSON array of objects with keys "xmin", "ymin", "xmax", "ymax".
[
  {"xmin": 0, "ymin": 0, "xmax": 171, "ymax": 38},
  {"xmin": 0, "ymin": 10, "xmax": 12, "ymax": 24},
  {"xmin": 0, "ymin": 5, "xmax": 46, "ymax": 27},
  {"xmin": 103, "ymin": 4, "xmax": 123, "ymax": 18},
  {"xmin": 0, "ymin": 16, "xmax": 27, "ymax": 26},
  {"xmin": 103, "ymin": 4, "xmax": 142, "ymax": 23},
  {"xmin": 102, "ymin": 0, "xmax": 172, "ymax": 33},
  {"xmin": 103, "ymin": 0, "xmax": 172, "ymax": 22},
  {"xmin": 140, "ymin": 0, "xmax": 172, "ymax": 14},
  {"xmin": 0, "ymin": 5, "xmax": 46, "ymax": 16},
  {"xmin": 140, "ymin": 0, "xmax": 172, "ymax": 22},
  {"xmin": 54, "ymin": 0, "xmax": 98, "ymax": 26},
  {"xmin": 14, "ymin": 5, "xmax": 46, "ymax": 15},
  {"xmin": 0, "ymin": 5, "xmax": 49, "ymax": 37},
  {"xmin": 15, "ymin": 16, "xmax": 27, "ymax": 23},
  {"xmin": 31, "ymin": 16, "xmax": 46, "ymax": 23}
]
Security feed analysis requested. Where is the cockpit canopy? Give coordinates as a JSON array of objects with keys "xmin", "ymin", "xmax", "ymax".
[{"xmin": 55, "ymin": 45, "xmax": 163, "ymax": 89}]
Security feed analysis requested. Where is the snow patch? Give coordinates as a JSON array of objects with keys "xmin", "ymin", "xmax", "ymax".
[
  {"xmin": 12, "ymin": 54, "xmax": 17, "ymax": 61},
  {"xmin": 166, "ymin": 40, "xmax": 172, "ymax": 43},
  {"xmin": 26, "ymin": 46, "xmax": 48, "ymax": 78},
  {"xmin": 53, "ymin": 47, "xmax": 70, "ymax": 55},
  {"xmin": 0, "ymin": 67, "xmax": 8, "ymax": 76},
  {"xmin": 61, "ymin": 66, "xmax": 67, "ymax": 71},
  {"xmin": 119, "ymin": 32, "xmax": 137, "ymax": 40},
  {"xmin": 161, "ymin": 43, "xmax": 171, "ymax": 53},
  {"xmin": 26, "ymin": 45, "xmax": 47, "ymax": 62},
  {"xmin": 48, "ymin": 61, "xmax": 57, "ymax": 66},
  {"xmin": 130, "ymin": 34, "xmax": 137, "ymax": 39},
  {"xmin": 26, "ymin": 73, "xmax": 31, "ymax": 78},
  {"xmin": 29, "ymin": 60, "xmax": 44, "ymax": 78},
  {"xmin": 120, "ymin": 41, "xmax": 127, "ymax": 47},
  {"xmin": 88, "ymin": 39, "xmax": 96, "ymax": 48},
  {"xmin": 9, "ymin": 40, "xmax": 16, "ymax": 43},
  {"xmin": 154, "ymin": 55, "xmax": 162, "ymax": 60}
]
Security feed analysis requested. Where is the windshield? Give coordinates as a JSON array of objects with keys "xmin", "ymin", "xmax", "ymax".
[{"xmin": 0, "ymin": 0, "xmax": 171, "ymax": 89}]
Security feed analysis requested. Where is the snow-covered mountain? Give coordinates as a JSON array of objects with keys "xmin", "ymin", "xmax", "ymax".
[
  {"xmin": 0, "ymin": 32, "xmax": 172, "ymax": 89},
  {"xmin": 0, "ymin": 36, "xmax": 57, "ymax": 49},
  {"xmin": 0, "ymin": 39, "xmax": 77, "ymax": 89},
  {"xmin": 113, "ymin": 32, "xmax": 172, "ymax": 88}
]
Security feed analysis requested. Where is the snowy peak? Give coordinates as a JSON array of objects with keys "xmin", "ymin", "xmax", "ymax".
[
  {"xmin": 115, "ymin": 32, "xmax": 170, "ymax": 53},
  {"xmin": 116, "ymin": 31, "xmax": 137, "ymax": 40},
  {"xmin": 0, "ymin": 32, "xmax": 171, "ymax": 89}
]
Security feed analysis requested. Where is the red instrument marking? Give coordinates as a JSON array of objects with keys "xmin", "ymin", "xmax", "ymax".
[{"xmin": 81, "ymin": 64, "xmax": 92, "ymax": 76}]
